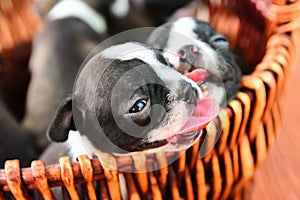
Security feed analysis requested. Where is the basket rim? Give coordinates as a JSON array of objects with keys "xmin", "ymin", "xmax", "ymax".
[{"xmin": 0, "ymin": 0, "xmax": 299, "ymax": 199}]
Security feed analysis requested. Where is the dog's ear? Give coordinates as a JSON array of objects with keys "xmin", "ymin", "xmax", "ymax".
[{"xmin": 47, "ymin": 96, "xmax": 76, "ymax": 142}]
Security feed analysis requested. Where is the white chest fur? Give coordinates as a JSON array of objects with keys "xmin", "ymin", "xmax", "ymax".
[
  {"xmin": 66, "ymin": 130, "xmax": 97, "ymax": 161},
  {"xmin": 66, "ymin": 130, "xmax": 128, "ymax": 199}
]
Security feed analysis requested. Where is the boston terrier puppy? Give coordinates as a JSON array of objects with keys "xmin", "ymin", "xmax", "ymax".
[
  {"xmin": 22, "ymin": 0, "xmax": 106, "ymax": 153},
  {"xmin": 146, "ymin": 17, "xmax": 242, "ymax": 108},
  {"xmin": 40, "ymin": 42, "xmax": 219, "ymax": 164}
]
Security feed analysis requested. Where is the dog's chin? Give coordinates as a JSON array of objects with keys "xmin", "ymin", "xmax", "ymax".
[
  {"xmin": 134, "ymin": 139, "xmax": 168, "ymax": 151},
  {"xmin": 150, "ymin": 130, "xmax": 202, "ymax": 153},
  {"xmin": 133, "ymin": 130, "xmax": 202, "ymax": 153}
]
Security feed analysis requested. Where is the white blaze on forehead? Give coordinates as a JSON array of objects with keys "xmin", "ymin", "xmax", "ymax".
[
  {"xmin": 101, "ymin": 42, "xmax": 202, "ymax": 95},
  {"xmin": 101, "ymin": 42, "xmax": 162, "ymax": 67},
  {"xmin": 164, "ymin": 17, "xmax": 200, "ymax": 53},
  {"xmin": 171, "ymin": 17, "xmax": 199, "ymax": 40},
  {"xmin": 47, "ymin": 0, "xmax": 107, "ymax": 34},
  {"xmin": 101, "ymin": 43, "xmax": 183, "ymax": 82},
  {"xmin": 163, "ymin": 17, "xmax": 219, "ymax": 75}
]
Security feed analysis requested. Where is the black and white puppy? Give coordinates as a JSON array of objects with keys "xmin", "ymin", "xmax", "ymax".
[
  {"xmin": 22, "ymin": 0, "xmax": 106, "ymax": 153},
  {"xmin": 147, "ymin": 17, "xmax": 242, "ymax": 108},
  {"xmin": 40, "ymin": 42, "xmax": 219, "ymax": 164}
]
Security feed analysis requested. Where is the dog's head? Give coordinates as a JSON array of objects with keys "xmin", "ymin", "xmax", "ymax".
[
  {"xmin": 47, "ymin": 42, "xmax": 218, "ymax": 154},
  {"xmin": 147, "ymin": 17, "xmax": 242, "ymax": 107}
]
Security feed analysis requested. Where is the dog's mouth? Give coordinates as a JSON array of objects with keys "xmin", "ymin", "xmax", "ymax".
[
  {"xmin": 135, "ymin": 97, "xmax": 218, "ymax": 151},
  {"xmin": 166, "ymin": 97, "xmax": 218, "ymax": 144},
  {"xmin": 185, "ymin": 68, "xmax": 214, "ymax": 99},
  {"xmin": 179, "ymin": 68, "xmax": 219, "ymax": 133},
  {"xmin": 134, "ymin": 73, "xmax": 219, "ymax": 152},
  {"xmin": 184, "ymin": 68, "xmax": 208, "ymax": 85}
]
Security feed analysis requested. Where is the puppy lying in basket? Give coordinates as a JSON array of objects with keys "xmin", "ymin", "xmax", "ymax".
[
  {"xmin": 40, "ymin": 42, "xmax": 219, "ymax": 164},
  {"xmin": 41, "ymin": 17, "xmax": 242, "ymax": 164},
  {"xmin": 147, "ymin": 17, "xmax": 242, "ymax": 108}
]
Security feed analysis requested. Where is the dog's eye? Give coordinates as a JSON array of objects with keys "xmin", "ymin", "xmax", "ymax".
[
  {"xmin": 129, "ymin": 99, "xmax": 147, "ymax": 113},
  {"xmin": 213, "ymin": 35, "xmax": 227, "ymax": 43},
  {"xmin": 211, "ymin": 34, "xmax": 229, "ymax": 48},
  {"xmin": 191, "ymin": 46, "xmax": 200, "ymax": 54},
  {"xmin": 178, "ymin": 49, "xmax": 186, "ymax": 59}
]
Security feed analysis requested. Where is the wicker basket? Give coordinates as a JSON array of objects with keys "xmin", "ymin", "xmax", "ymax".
[{"xmin": 0, "ymin": 0, "xmax": 299, "ymax": 199}]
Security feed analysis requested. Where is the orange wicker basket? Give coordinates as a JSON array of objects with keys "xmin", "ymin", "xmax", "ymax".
[{"xmin": 0, "ymin": 0, "xmax": 300, "ymax": 199}]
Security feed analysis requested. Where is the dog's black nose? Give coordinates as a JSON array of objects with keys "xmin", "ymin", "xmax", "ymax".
[{"xmin": 180, "ymin": 81, "xmax": 199, "ymax": 105}]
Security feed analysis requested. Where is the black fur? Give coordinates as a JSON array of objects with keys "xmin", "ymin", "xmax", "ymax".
[
  {"xmin": 46, "ymin": 44, "xmax": 199, "ymax": 154},
  {"xmin": 22, "ymin": 17, "xmax": 104, "ymax": 152},
  {"xmin": 147, "ymin": 18, "xmax": 242, "ymax": 107}
]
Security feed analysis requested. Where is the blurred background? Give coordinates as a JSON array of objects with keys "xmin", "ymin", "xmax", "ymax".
[
  {"xmin": 251, "ymin": 30, "xmax": 300, "ymax": 199},
  {"xmin": 0, "ymin": 0, "xmax": 299, "ymax": 199}
]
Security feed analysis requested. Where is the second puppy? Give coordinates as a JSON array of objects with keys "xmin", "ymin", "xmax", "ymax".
[
  {"xmin": 147, "ymin": 17, "xmax": 242, "ymax": 108},
  {"xmin": 23, "ymin": 0, "xmax": 106, "ymax": 152}
]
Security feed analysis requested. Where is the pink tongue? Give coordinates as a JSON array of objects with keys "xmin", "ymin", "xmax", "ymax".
[
  {"xmin": 184, "ymin": 69, "xmax": 208, "ymax": 84},
  {"xmin": 179, "ymin": 98, "xmax": 219, "ymax": 134}
]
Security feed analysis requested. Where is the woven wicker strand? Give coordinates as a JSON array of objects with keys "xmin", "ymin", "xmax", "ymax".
[
  {"xmin": 77, "ymin": 155, "xmax": 97, "ymax": 200},
  {"xmin": 0, "ymin": 0, "xmax": 299, "ymax": 199},
  {"xmin": 4, "ymin": 160, "xmax": 31, "ymax": 200},
  {"xmin": 31, "ymin": 160, "xmax": 55, "ymax": 200}
]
